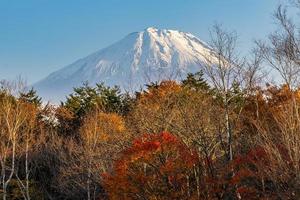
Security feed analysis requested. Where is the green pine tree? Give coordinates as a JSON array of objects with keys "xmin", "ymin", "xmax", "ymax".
[
  {"xmin": 19, "ymin": 88, "xmax": 42, "ymax": 106},
  {"xmin": 63, "ymin": 82, "xmax": 132, "ymax": 119},
  {"xmin": 182, "ymin": 71, "xmax": 210, "ymax": 91}
]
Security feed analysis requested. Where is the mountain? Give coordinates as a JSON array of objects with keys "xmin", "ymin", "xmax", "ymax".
[{"xmin": 33, "ymin": 27, "xmax": 214, "ymax": 102}]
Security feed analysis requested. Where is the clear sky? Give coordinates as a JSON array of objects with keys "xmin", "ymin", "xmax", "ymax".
[{"xmin": 0, "ymin": 0, "xmax": 282, "ymax": 84}]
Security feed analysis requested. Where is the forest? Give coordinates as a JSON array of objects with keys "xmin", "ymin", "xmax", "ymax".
[{"xmin": 2, "ymin": 2, "xmax": 300, "ymax": 200}]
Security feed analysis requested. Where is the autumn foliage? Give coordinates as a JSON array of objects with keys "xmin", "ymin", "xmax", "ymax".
[
  {"xmin": 103, "ymin": 132, "xmax": 198, "ymax": 200},
  {"xmin": 3, "ymin": 3, "xmax": 300, "ymax": 197},
  {"xmin": 3, "ymin": 75, "xmax": 300, "ymax": 199}
]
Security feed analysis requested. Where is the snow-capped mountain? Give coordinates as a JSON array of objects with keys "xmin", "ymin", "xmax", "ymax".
[{"xmin": 34, "ymin": 27, "xmax": 214, "ymax": 102}]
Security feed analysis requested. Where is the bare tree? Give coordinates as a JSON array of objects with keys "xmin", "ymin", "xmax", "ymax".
[
  {"xmin": 202, "ymin": 24, "xmax": 245, "ymax": 161},
  {"xmin": 15, "ymin": 102, "xmax": 39, "ymax": 200},
  {"xmin": 0, "ymin": 80, "xmax": 29, "ymax": 200},
  {"xmin": 253, "ymin": 94, "xmax": 300, "ymax": 198},
  {"xmin": 256, "ymin": 3, "xmax": 300, "ymax": 136},
  {"xmin": 256, "ymin": 5, "xmax": 300, "ymax": 89},
  {"xmin": 58, "ymin": 109, "xmax": 128, "ymax": 200}
]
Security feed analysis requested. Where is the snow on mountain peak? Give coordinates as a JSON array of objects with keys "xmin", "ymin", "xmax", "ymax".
[
  {"xmin": 33, "ymin": 27, "xmax": 214, "ymax": 102},
  {"xmin": 145, "ymin": 26, "xmax": 158, "ymax": 32}
]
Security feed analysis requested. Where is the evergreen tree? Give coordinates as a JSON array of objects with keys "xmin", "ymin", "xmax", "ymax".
[
  {"xmin": 19, "ymin": 88, "xmax": 42, "ymax": 106},
  {"xmin": 63, "ymin": 82, "xmax": 102, "ymax": 120},
  {"xmin": 63, "ymin": 82, "xmax": 132, "ymax": 119},
  {"xmin": 182, "ymin": 71, "xmax": 209, "ymax": 91},
  {"xmin": 60, "ymin": 82, "xmax": 132, "ymax": 138},
  {"xmin": 95, "ymin": 83, "xmax": 123, "ymax": 113}
]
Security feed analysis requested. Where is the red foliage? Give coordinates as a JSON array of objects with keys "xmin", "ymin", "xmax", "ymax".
[
  {"xmin": 228, "ymin": 146, "xmax": 274, "ymax": 199},
  {"xmin": 102, "ymin": 132, "xmax": 198, "ymax": 200}
]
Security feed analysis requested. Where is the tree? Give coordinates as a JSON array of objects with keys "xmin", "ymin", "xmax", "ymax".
[
  {"xmin": 236, "ymin": 85, "xmax": 300, "ymax": 198},
  {"xmin": 14, "ymin": 102, "xmax": 39, "ymax": 200},
  {"xmin": 60, "ymin": 82, "xmax": 132, "ymax": 138},
  {"xmin": 103, "ymin": 132, "xmax": 198, "ymax": 200},
  {"xmin": 128, "ymin": 80, "xmax": 230, "ymax": 198},
  {"xmin": 256, "ymin": 4, "xmax": 300, "ymax": 89},
  {"xmin": 63, "ymin": 82, "xmax": 130, "ymax": 117},
  {"xmin": 58, "ymin": 110, "xmax": 128, "ymax": 200},
  {"xmin": 0, "ymin": 81, "xmax": 33, "ymax": 200},
  {"xmin": 128, "ymin": 80, "xmax": 182, "ymax": 134},
  {"xmin": 181, "ymin": 71, "xmax": 210, "ymax": 92},
  {"xmin": 253, "ymin": 86, "xmax": 300, "ymax": 198},
  {"xmin": 202, "ymin": 24, "xmax": 246, "ymax": 162},
  {"xmin": 256, "ymin": 2, "xmax": 300, "ymax": 132},
  {"xmin": 19, "ymin": 88, "xmax": 42, "ymax": 107}
]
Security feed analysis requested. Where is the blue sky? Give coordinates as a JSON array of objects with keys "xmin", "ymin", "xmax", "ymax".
[{"xmin": 0, "ymin": 0, "xmax": 282, "ymax": 84}]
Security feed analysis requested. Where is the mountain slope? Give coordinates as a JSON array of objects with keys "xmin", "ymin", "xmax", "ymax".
[{"xmin": 34, "ymin": 27, "xmax": 214, "ymax": 102}]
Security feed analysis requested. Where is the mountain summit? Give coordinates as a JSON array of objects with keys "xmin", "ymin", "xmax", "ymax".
[{"xmin": 34, "ymin": 27, "xmax": 214, "ymax": 102}]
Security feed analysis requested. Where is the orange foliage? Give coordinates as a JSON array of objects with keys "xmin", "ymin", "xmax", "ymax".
[
  {"xmin": 141, "ymin": 81, "xmax": 182, "ymax": 99},
  {"xmin": 138, "ymin": 81, "xmax": 182, "ymax": 108},
  {"xmin": 95, "ymin": 112, "xmax": 126, "ymax": 141}
]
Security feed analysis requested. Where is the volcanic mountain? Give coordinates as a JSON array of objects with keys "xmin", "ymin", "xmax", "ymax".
[{"xmin": 34, "ymin": 27, "xmax": 214, "ymax": 102}]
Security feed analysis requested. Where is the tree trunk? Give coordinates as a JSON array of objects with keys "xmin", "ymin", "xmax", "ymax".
[
  {"xmin": 25, "ymin": 139, "xmax": 31, "ymax": 200},
  {"xmin": 225, "ymin": 98, "xmax": 233, "ymax": 161},
  {"xmin": 87, "ymin": 160, "xmax": 91, "ymax": 200},
  {"xmin": 3, "ymin": 135, "xmax": 16, "ymax": 200}
]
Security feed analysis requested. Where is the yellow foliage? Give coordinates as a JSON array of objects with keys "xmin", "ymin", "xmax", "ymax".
[
  {"xmin": 81, "ymin": 111, "xmax": 126, "ymax": 145},
  {"xmin": 96, "ymin": 112, "xmax": 126, "ymax": 134}
]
